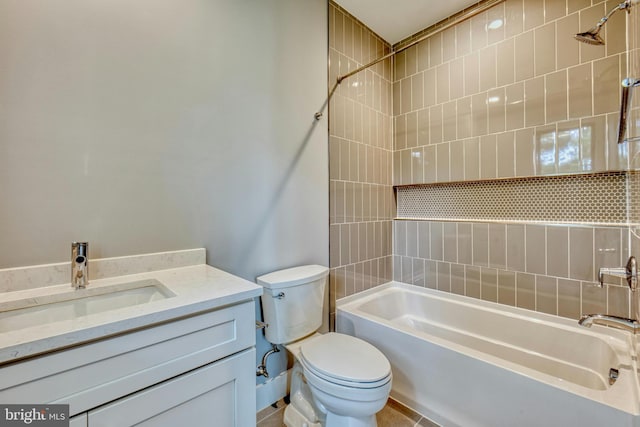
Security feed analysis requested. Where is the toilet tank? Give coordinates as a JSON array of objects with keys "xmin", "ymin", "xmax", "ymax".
[{"xmin": 257, "ymin": 265, "xmax": 329, "ymax": 344}]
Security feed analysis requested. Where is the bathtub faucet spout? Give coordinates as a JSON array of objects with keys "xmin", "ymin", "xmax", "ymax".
[{"xmin": 578, "ymin": 314, "xmax": 640, "ymax": 334}]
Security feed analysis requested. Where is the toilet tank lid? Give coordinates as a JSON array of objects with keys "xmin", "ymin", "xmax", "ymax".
[{"xmin": 256, "ymin": 265, "xmax": 329, "ymax": 289}]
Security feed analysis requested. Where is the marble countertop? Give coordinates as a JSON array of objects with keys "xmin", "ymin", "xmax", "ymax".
[{"xmin": 0, "ymin": 251, "xmax": 262, "ymax": 365}]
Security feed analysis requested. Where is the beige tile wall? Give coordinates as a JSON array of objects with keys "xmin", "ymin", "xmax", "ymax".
[
  {"xmin": 329, "ymin": 2, "xmax": 394, "ymax": 321},
  {"xmin": 394, "ymin": 220, "xmax": 637, "ymax": 319},
  {"xmin": 392, "ymin": 0, "xmax": 640, "ymax": 320},
  {"xmin": 393, "ymin": 0, "xmax": 631, "ymax": 184}
]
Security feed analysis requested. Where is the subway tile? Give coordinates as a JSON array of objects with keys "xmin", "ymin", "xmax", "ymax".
[
  {"xmin": 437, "ymin": 262, "xmax": 451, "ymax": 292},
  {"xmin": 567, "ymin": 0, "xmax": 589, "ymax": 14},
  {"xmin": 488, "ymin": 87, "xmax": 506, "ymax": 134},
  {"xmin": 466, "ymin": 265, "xmax": 482, "ymax": 299},
  {"xmin": 582, "ymin": 281, "xmax": 606, "ymax": 315},
  {"xmin": 423, "ymin": 145, "xmax": 437, "ymax": 183},
  {"xmin": 606, "ymin": 0, "xmax": 626, "ymax": 56},
  {"xmin": 557, "ymin": 120, "xmax": 581, "ymax": 173},
  {"xmin": 593, "ymin": 55, "xmax": 620, "ymax": 116},
  {"xmin": 464, "ymin": 137, "xmax": 480, "ymax": 180},
  {"xmin": 444, "ymin": 222, "xmax": 458, "ymax": 263},
  {"xmin": 506, "ymin": 224, "xmax": 526, "ymax": 272},
  {"xmin": 581, "ymin": 115, "xmax": 607, "ymax": 172},
  {"xmin": 405, "ymin": 45, "xmax": 417, "ymax": 77},
  {"xmin": 418, "ymin": 109, "xmax": 429, "ymax": 147},
  {"xmin": 424, "ymin": 68, "xmax": 436, "ymax": 107},
  {"xmin": 505, "ymin": 0, "xmax": 524, "ymax": 38},
  {"xmin": 546, "ymin": 226, "xmax": 569, "ymax": 278},
  {"xmin": 489, "ymin": 223, "xmax": 507, "ymax": 269},
  {"xmin": 594, "ymin": 227, "xmax": 623, "ymax": 279},
  {"xmin": 556, "ymin": 13, "xmax": 580, "ymax": 70},
  {"xmin": 524, "ymin": 0, "xmax": 544, "ymax": 31},
  {"xmin": 450, "ymin": 139, "xmax": 465, "ymax": 182},
  {"xmin": 406, "ymin": 112, "xmax": 418, "ymax": 148},
  {"xmin": 515, "ymin": 31, "xmax": 535, "ymax": 82},
  {"xmin": 406, "ymin": 221, "xmax": 418, "ymax": 258},
  {"xmin": 458, "ymin": 223, "xmax": 473, "ymax": 265},
  {"xmin": 436, "ymin": 143, "xmax": 450, "ymax": 182},
  {"xmin": 422, "ymin": 260, "xmax": 436, "ymax": 289},
  {"xmin": 392, "ymin": 81, "xmax": 401, "ymax": 116},
  {"xmin": 496, "ymin": 131, "xmax": 515, "ymax": 178},
  {"xmin": 545, "ymin": 0, "xmax": 565, "ymax": 22},
  {"xmin": 443, "ymin": 27, "xmax": 456, "ymax": 63},
  {"xmin": 498, "ymin": 270, "xmax": 517, "ymax": 306},
  {"xmin": 443, "ymin": 101, "xmax": 457, "ymax": 142},
  {"xmin": 473, "ymin": 223, "xmax": 489, "ymax": 267},
  {"xmin": 535, "ymin": 124, "xmax": 557, "ymax": 175},
  {"xmin": 536, "ymin": 276, "xmax": 557, "ymax": 315},
  {"xmin": 450, "ymin": 57, "xmax": 465, "ymax": 101},
  {"xmin": 480, "ymin": 135, "xmax": 497, "ymax": 180},
  {"xmin": 457, "ymin": 97, "xmax": 473, "ymax": 139},
  {"xmin": 430, "ymin": 222, "xmax": 444, "ymax": 261},
  {"xmin": 456, "ymin": 19, "xmax": 472, "ymax": 57},
  {"xmin": 471, "ymin": 11, "xmax": 488, "ymax": 51},
  {"xmin": 472, "ymin": 93, "xmax": 488, "ymax": 136},
  {"xmin": 451, "ymin": 263, "xmax": 466, "ymax": 295},
  {"xmin": 525, "ymin": 76, "xmax": 545, "ymax": 127},
  {"xmin": 570, "ymin": 227, "xmax": 594, "ymax": 281},
  {"xmin": 526, "ymin": 224, "xmax": 546, "ymax": 274},
  {"xmin": 558, "ymin": 278, "xmax": 581, "ymax": 319},
  {"xmin": 417, "ymin": 39, "xmax": 429, "ymax": 72},
  {"xmin": 413, "ymin": 258, "xmax": 425, "ymax": 287},
  {"xmin": 418, "ymin": 221, "xmax": 430, "ymax": 259},
  {"xmin": 400, "ymin": 149, "xmax": 412, "ymax": 185},
  {"xmin": 401, "ymin": 78, "xmax": 412, "ymax": 115},
  {"xmin": 330, "ymin": 225, "xmax": 341, "ymax": 268},
  {"xmin": 437, "ymin": 63, "xmax": 450, "ymax": 105},
  {"xmin": 534, "ymin": 22, "xmax": 556, "ymax": 76},
  {"xmin": 350, "ymin": 223, "xmax": 359, "ymax": 263},
  {"xmin": 464, "ymin": 52, "xmax": 480, "ymax": 96},
  {"xmin": 395, "ymin": 221, "xmax": 406, "ymax": 256},
  {"xmin": 607, "ymin": 112, "xmax": 628, "ymax": 170},
  {"xmin": 429, "ymin": 32, "xmax": 443, "ymax": 67},
  {"xmin": 411, "ymin": 74, "xmax": 424, "ymax": 111},
  {"xmin": 340, "ymin": 223, "xmax": 351, "ymax": 266},
  {"xmin": 411, "ymin": 147, "xmax": 424, "ymax": 183},
  {"xmin": 430, "ymin": 104, "xmax": 443, "ymax": 144},
  {"xmin": 514, "ymin": 127, "xmax": 536, "ymax": 176},
  {"xmin": 545, "ymin": 70, "xmax": 568, "ymax": 123},
  {"xmin": 481, "ymin": 267, "xmax": 498, "ymax": 302},
  {"xmin": 487, "ymin": 2, "xmax": 506, "ymax": 45},
  {"xmin": 401, "ymin": 256, "xmax": 413, "ymax": 284},
  {"xmin": 506, "ymin": 82, "xmax": 525, "ymax": 131},
  {"xmin": 479, "ymin": 45, "xmax": 497, "ymax": 92},
  {"xmin": 497, "ymin": 38, "xmax": 515, "ymax": 87},
  {"xmin": 608, "ymin": 284, "xmax": 630, "ymax": 318},
  {"xmin": 516, "ymin": 272, "xmax": 536, "ymax": 310}
]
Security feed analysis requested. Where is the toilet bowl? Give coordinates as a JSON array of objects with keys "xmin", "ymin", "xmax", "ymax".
[{"xmin": 257, "ymin": 265, "xmax": 392, "ymax": 427}]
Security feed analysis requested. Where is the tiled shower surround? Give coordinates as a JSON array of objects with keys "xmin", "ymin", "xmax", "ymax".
[
  {"xmin": 328, "ymin": 3, "xmax": 394, "ymax": 319},
  {"xmin": 329, "ymin": 0, "xmax": 640, "ymax": 324}
]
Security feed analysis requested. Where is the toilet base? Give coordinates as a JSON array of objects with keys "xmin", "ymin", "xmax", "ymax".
[
  {"xmin": 325, "ymin": 412, "xmax": 377, "ymax": 427},
  {"xmin": 284, "ymin": 403, "xmax": 322, "ymax": 427}
]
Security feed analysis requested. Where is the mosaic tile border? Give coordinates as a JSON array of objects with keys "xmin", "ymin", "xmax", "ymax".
[{"xmin": 396, "ymin": 172, "xmax": 640, "ymax": 225}]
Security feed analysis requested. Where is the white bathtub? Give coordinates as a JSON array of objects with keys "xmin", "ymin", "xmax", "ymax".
[{"xmin": 336, "ymin": 282, "xmax": 640, "ymax": 427}]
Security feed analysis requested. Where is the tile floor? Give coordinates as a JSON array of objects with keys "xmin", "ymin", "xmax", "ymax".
[{"xmin": 256, "ymin": 398, "xmax": 439, "ymax": 427}]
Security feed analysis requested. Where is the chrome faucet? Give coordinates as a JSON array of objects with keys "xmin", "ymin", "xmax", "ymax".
[
  {"xmin": 71, "ymin": 242, "xmax": 89, "ymax": 289},
  {"xmin": 579, "ymin": 256, "xmax": 639, "ymax": 333}
]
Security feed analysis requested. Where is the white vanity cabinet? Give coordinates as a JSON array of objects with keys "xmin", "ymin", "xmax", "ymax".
[{"xmin": 0, "ymin": 300, "xmax": 256, "ymax": 427}]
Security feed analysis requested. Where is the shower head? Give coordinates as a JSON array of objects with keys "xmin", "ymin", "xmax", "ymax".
[
  {"xmin": 575, "ymin": 0, "xmax": 632, "ymax": 45},
  {"xmin": 574, "ymin": 27, "xmax": 605, "ymax": 45}
]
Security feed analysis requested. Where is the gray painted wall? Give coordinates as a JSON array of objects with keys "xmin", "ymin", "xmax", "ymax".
[{"xmin": 0, "ymin": 0, "xmax": 328, "ymax": 385}]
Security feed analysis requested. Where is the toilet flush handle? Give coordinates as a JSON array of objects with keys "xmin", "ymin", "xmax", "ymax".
[{"xmin": 275, "ymin": 292, "xmax": 285, "ymax": 299}]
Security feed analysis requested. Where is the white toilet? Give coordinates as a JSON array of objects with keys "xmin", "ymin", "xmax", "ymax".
[{"xmin": 258, "ymin": 265, "xmax": 392, "ymax": 427}]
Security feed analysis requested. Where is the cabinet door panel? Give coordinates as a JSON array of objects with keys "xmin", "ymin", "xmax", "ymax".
[{"xmin": 88, "ymin": 348, "xmax": 255, "ymax": 427}]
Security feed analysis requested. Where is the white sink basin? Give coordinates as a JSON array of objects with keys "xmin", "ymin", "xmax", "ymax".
[{"xmin": 0, "ymin": 279, "xmax": 175, "ymax": 333}]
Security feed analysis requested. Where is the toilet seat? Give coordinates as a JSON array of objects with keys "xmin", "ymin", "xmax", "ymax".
[{"xmin": 299, "ymin": 333, "xmax": 391, "ymax": 389}]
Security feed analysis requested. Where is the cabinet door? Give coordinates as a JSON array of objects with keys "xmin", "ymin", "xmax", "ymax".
[
  {"xmin": 88, "ymin": 348, "xmax": 255, "ymax": 427},
  {"xmin": 69, "ymin": 413, "xmax": 87, "ymax": 427}
]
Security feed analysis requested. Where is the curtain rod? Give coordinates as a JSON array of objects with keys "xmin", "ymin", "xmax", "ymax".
[{"xmin": 336, "ymin": 0, "xmax": 506, "ymax": 84}]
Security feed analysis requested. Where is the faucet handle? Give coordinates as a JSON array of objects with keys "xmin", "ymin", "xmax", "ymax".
[{"xmin": 597, "ymin": 256, "xmax": 637, "ymax": 289}]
